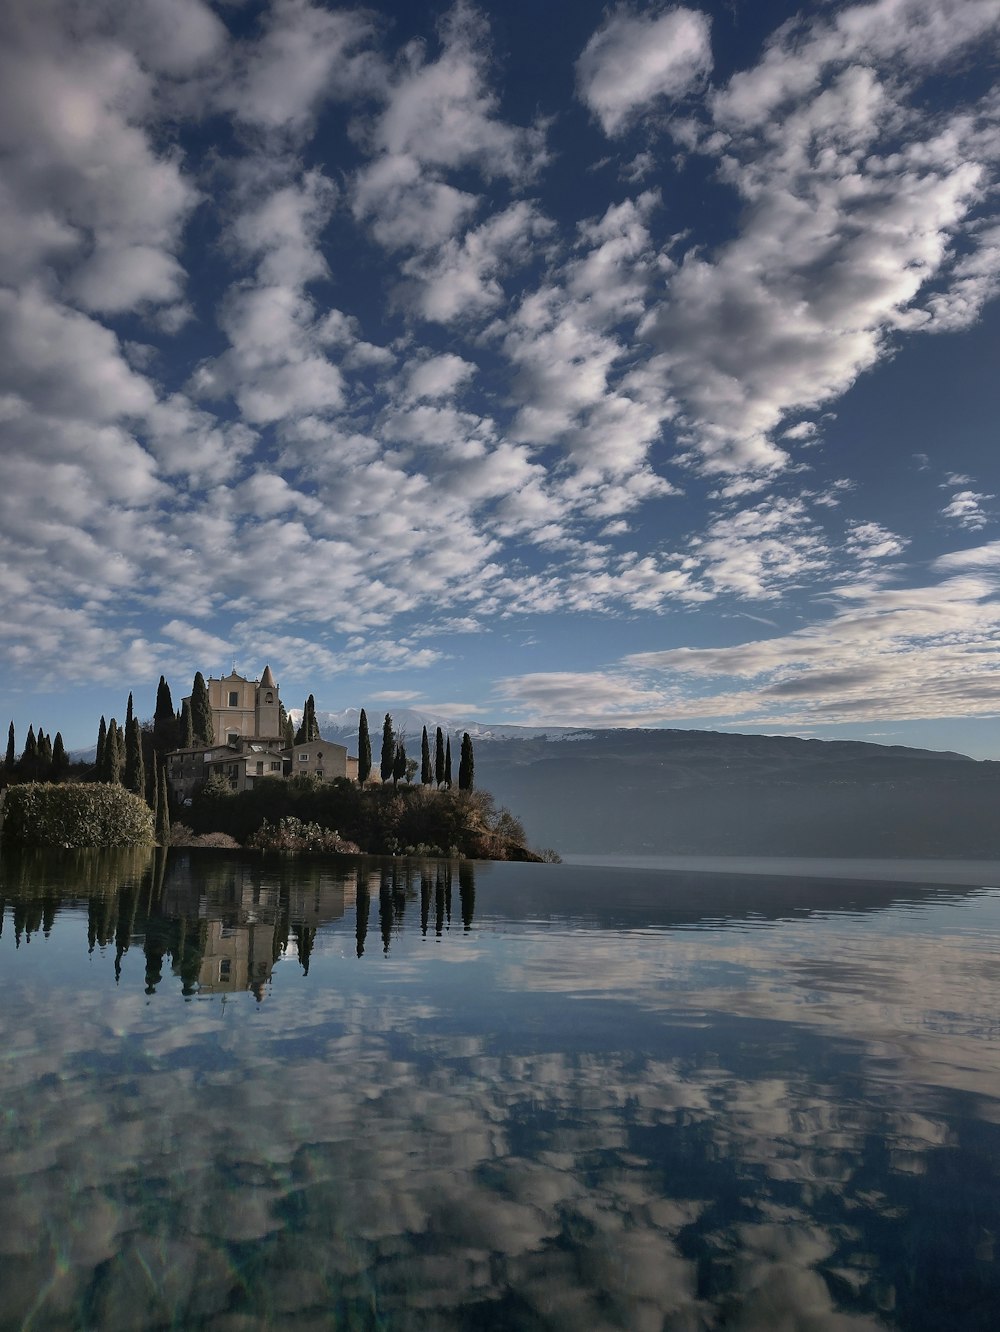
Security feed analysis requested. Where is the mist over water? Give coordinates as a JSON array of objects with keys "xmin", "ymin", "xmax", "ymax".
[{"xmin": 2, "ymin": 848, "xmax": 1000, "ymax": 1330}]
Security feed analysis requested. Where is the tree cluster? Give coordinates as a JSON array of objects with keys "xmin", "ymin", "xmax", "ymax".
[{"xmin": 2, "ymin": 721, "xmax": 71, "ymax": 786}]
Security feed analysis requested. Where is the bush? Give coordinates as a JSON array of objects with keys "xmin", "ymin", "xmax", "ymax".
[
  {"xmin": 1, "ymin": 782, "xmax": 155, "ymax": 848},
  {"xmin": 246, "ymin": 816, "xmax": 360, "ymax": 855}
]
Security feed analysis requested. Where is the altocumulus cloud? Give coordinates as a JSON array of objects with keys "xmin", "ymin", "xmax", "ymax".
[{"xmin": 0, "ymin": 0, "xmax": 998, "ymax": 743}]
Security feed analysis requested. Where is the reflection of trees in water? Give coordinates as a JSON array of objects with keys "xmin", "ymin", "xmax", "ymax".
[{"xmin": 1, "ymin": 847, "xmax": 475, "ymax": 987}]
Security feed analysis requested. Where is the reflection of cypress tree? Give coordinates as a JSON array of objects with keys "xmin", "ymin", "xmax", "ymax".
[
  {"xmin": 42, "ymin": 898, "xmax": 57, "ymax": 936},
  {"xmin": 114, "ymin": 881, "xmax": 139, "ymax": 984},
  {"xmin": 446, "ymin": 868, "xmax": 453, "ymax": 928},
  {"xmin": 296, "ymin": 925, "xmax": 315, "ymax": 975},
  {"xmin": 435, "ymin": 868, "xmax": 445, "ymax": 937},
  {"xmin": 172, "ymin": 917, "xmax": 207, "ymax": 996},
  {"xmin": 144, "ymin": 935, "xmax": 164, "ymax": 994},
  {"xmin": 420, "ymin": 871, "xmax": 432, "ymax": 935},
  {"xmin": 87, "ymin": 895, "xmax": 117, "ymax": 952},
  {"xmin": 356, "ymin": 879, "xmax": 370, "ymax": 958},
  {"xmin": 379, "ymin": 871, "xmax": 393, "ymax": 955},
  {"xmin": 459, "ymin": 862, "xmax": 476, "ymax": 932}
]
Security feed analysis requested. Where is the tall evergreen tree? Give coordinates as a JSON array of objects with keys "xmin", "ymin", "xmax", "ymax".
[
  {"xmin": 125, "ymin": 691, "xmax": 134, "ymax": 733},
  {"xmin": 421, "ymin": 726, "xmax": 432, "ymax": 785},
  {"xmin": 392, "ymin": 740, "xmax": 406, "ymax": 788},
  {"xmin": 124, "ymin": 717, "xmax": 145, "ymax": 797},
  {"xmin": 307, "ymin": 694, "xmax": 320, "ymax": 741},
  {"xmin": 190, "ymin": 672, "xmax": 214, "ymax": 745},
  {"xmin": 5, "ymin": 722, "xmax": 14, "ymax": 771},
  {"xmin": 103, "ymin": 720, "xmax": 123, "ymax": 784},
  {"xmin": 153, "ymin": 676, "xmax": 176, "ymax": 754},
  {"xmin": 283, "ymin": 715, "xmax": 295, "ymax": 748},
  {"xmin": 380, "ymin": 714, "xmax": 395, "ymax": 783},
  {"xmin": 459, "ymin": 733, "xmax": 474, "ymax": 791},
  {"xmin": 23, "ymin": 724, "xmax": 37, "ymax": 765},
  {"xmin": 51, "ymin": 732, "xmax": 69, "ymax": 782},
  {"xmin": 155, "ymin": 762, "xmax": 171, "ymax": 845},
  {"xmin": 96, "ymin": 716, "xmax": 107, "ymax": 774},
  {"xmin": 37, "ymin": 731, "xmax": 52, "ymax": 780},
  {"xmin": 444, "ymin": 735, "xmax": 452, "ymax": 788},
  {"xmin": 358, "ymin": 709, "xmax": 372, "ymax": 785},
  {"xmin": 435, "ymin": 726, "xmax": 445, "ymax": 787},
  {"xmin": 179, "ymin": 698, "xmax": 195, "ymax": 749}
]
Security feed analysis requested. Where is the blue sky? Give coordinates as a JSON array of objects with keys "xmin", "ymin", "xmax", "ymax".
[{"xmin": 3, "ymin": 0, "xmax": 1000, "ymax": 755}]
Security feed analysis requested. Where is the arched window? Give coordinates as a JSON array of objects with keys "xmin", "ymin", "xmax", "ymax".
[{"xmin": 265, "ymin": 693, "xmax": 273, "ymax": 704}]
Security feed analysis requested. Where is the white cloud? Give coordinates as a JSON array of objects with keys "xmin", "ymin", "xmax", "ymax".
[
  {"xmin": 941, "ymin": 488, "xmax": 993, "ymax": 531},
  {"xmin": 498, "ymin": 569, "xmax": 1000, "ymax": 727},
  {"xmin": 405, "ymin": 354, "xmax": 477, "ymax": 401},
  {"xmin": 218, "ymin": 0, "xmax": 383, "ymax": 133},
  {"xmin": 577, "ymin": 4, "xmax": 713, "ymax": 137}
]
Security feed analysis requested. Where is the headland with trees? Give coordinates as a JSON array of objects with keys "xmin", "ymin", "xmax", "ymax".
[{"xmin": 0, "ymin": 672, "xmax": 550, "ymax": 860}]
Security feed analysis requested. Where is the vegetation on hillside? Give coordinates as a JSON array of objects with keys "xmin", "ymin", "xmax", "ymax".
[{"xmin": 183, "ymin": 775, "xmax": 539, "ymax": 859}]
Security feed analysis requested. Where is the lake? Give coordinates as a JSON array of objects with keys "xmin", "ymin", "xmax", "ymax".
[{"xmin": 2, "ymin": 847, "xmax": 1000, "ymax": 1330}]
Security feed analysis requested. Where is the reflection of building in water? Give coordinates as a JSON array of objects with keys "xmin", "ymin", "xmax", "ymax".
[
  {"xmin": 197, "ymin": 918, "xmax": 274, "ymax": 997},
  {"xmin": 152, "ymin": 852, "xmax": 361, "ymax": 996}
]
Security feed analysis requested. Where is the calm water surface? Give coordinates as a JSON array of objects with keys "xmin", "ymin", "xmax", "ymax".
[{"xmin": 2, "ymin": 848, "xmax": 1000, "ymax": 1330}]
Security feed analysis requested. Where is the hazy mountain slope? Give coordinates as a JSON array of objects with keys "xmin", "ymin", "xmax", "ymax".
[{"xmin": 470, "ymin": 729, "xmax": 999, "ymax": 857}]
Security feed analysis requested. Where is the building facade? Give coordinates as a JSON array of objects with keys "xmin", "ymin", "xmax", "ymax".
[{"xmin": 167, "ymin": 666, "xmax": 353, "ymax": 800}]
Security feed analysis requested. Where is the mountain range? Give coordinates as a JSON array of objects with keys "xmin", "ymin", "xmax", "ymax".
[{"xmin": 316, "ymin": 712, "xmax": 1000, "ymax": 859}]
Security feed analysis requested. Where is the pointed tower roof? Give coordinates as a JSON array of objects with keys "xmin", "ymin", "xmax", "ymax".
[{"xmin": 260, "ymin": 664, "xmax": 277, "ymax": 688}]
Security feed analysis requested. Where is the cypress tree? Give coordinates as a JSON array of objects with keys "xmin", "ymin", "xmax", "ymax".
[
  {"xmin": 37, "ymin": 731, "xmax": 53, "ymax": 780},
  {"xmin": 23, "ymin": 724, "xmax": 37, "ymax": 767},
  {"xmin": 190, "ymin": 672, "xmax": 214, "ymax": 745},
  {"xmin": 5, "ymin": 722, "xmax": 14, "ymax": 771},
  {"xmin": 283, "ymin": 715, "xmax": 295, "ymax": 748},
  {"xmin": 421, "ymin": 726, "xmax": 432, "ymax": 785},
  {"xmin": 51, "ymin": 732, "xmax": 69, "ymax": 782},
  {"xmin": 96, "ymin": 716, "xmax": 107, "ymax": 774},
  {"xmin": 380, "ymin": 714, "xmax": 394, "ymax": 783},
  {"xmin": 103, "ymin": 720, "xmax": 123, "ymax": 784},
  {"xmin": 307, "ymin": 694, "xmax": 319, "ymax": 742},
  {"xmin": 124, "ymin": 717, "xmax": 145, "ymax": 797},
  {"xmin": 155, "ymin": 762, "xmax": 171, "ymax": 845},
  {"xmin": 125, "ymin": 691, "xmax": 134, "ymax": 734},
  {"xmin": 392, "ymin": 741, "xmax": 406, "ymax": 788},
  {"xmin": 153, "ymin": 676, "xmax": 176, "ymax": 755},
  {"xmin": 444, "ymin": 736, "xmax": 452, "ymax": 788},
  {"xmin": 459, "ymin": 733, "xmax": 474, "ymax": 791},
  {"xmin": 294, "ymin": 699, "xmax": 307, "ymax": 745},
  {"xmin": 358, "ymin": 709, "xmax": 372, "ymax": 785},
  {"xmin": 179, "ymin": 698, "xmax": 195, "ymax": 749},
  {"xmin": 435, "ymin": 727, "xmax": 445, "ymax": 787}
]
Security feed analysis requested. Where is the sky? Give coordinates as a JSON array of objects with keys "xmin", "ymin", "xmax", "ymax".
[{"xmin": 2, "ymin": 0, "xmax": 1000, "ymax": 756}]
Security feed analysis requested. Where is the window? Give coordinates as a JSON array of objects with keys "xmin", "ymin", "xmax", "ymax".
[
  {"xmin": 264, "ymin": 693, "xmax": 273, "ymax": 704},
  {"xmin": 219, "ymin": 959, "xmax": 232, "ymax": 982},
  {"xmin": 228, "ymin": 691, "xmax": 239, "ymax": 706},
  {"xmin": 228, "ymin": 732, "xmax": 239, "ymax": 744},
  {"xmin": 256, "ymin": 761, "xmax": 264, "ymax": 774},
  {"xmin": 299, "ymin": 752, "xmax": 308, "ymax": 762},
  {"xmin": 270, "ymin": 761, "xmax": 281, "ymax": 771}
]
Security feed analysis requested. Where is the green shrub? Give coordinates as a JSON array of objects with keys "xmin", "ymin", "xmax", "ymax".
[
  {"xmin": 246, "ymin": 816, "xmax": 359, "ymax": 854},
  {"xmin": 1, "ymin": 782, "xmax": 155, "ymax": 848}
]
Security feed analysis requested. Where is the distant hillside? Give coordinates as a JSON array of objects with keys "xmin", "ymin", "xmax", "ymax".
[
  {"xmin": 468, "ymin": 728, "xmax": 1000, "ymax": 858},
  {"xmin": 308, "ymin": 716, "xmax": 1000, "ymax": 857}
]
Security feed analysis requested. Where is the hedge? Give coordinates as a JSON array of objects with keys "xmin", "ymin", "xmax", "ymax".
[{"xmin": 0, "ymin": 782, "xmax": 155, "ymax": 848}]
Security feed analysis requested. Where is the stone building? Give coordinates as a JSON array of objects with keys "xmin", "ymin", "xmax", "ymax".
[{"xmin": 167, "ymin": 666, "xmax": 353, "ymax": 800}]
